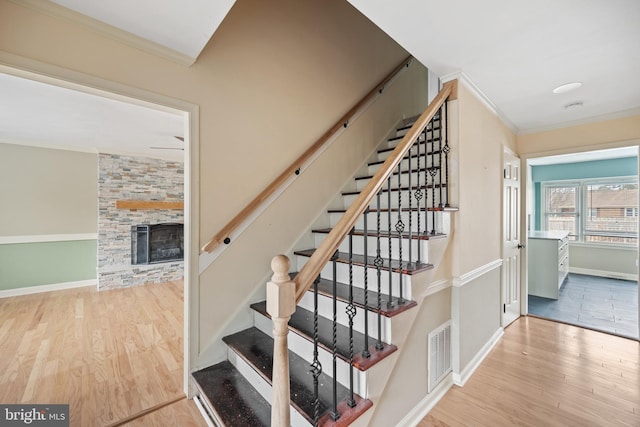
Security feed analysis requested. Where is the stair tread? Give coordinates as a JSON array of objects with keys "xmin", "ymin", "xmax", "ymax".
[
  {"xmin": 368, "ymin": 153, "xmax": 442, "ymax": 167},
  {"xmin": 223, "ymin": 327, "xmax": 371, "ymax": 424},
  {"xmin": 392, "ymin": 122, "xmax": 441, "ymax": 136},
  {"xmin": 294, "ymin": 248, "xmax": 434, "ymax": 275},
  {"xmin": 342, "ymin": 183, "xmax": 447, "ymax": 195},
  {"xmin": 192, "ymin": 360, "xmax": 271, "ymax": 427},
  {"xmin": 251, "ymin": 301, "xmax": 397, "ymax": 371},
  {"xmin": 355, "ymin": 166, "xmax": 440, "ymax": 182},
  {"xmin": 328, "ymin": 207, "xmax": 457, "ymax": 215},
  {"xmin": 384, "ymin": 135, "xmax": 441, "ymax": 146},
  {"xmin": 291, "ymin": 273, "xmax": 417, "ymax": 317},
  {"xmin": 312, "ymin": 227, "xmax": 446, "ymax": 241}
]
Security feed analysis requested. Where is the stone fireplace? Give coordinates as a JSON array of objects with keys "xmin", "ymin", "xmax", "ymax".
[{"xmin": 97, "ymin": 153, "xmax": 184, "ymax": 289}]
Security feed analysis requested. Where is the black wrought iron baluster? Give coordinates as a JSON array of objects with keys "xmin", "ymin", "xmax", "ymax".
[
  {"xmin": 346, "ymin": 229, "xmax": 356, "ymax": 408},
  {"xmin": 310, "ymin": 276, "xmax": 322, "ymax": 427},
  {"xmin": 331, "ymin": 250, "xmax": 340, "ymax": 421},
  {"xmin": 424, "ymin": 122, "xmax": 431, "ymax": 236},
  {"xmin": 408, "ymin": 142, "xmax": 413, "ymax": 266},
  {"xmin": 429, "ymin": 117, "xmax": 437, "ymax": 235},
  {"xmin": 375, "ymin": 190, "xmax": 384, "ymax": 351},
  {"xmin": 396, "ymin": 162, "xmax": 405, "ymax": 305},
  {"xmin": 362, "ymin": 208, "xmax": 371, "ymax": 358},
  {"xmin": 437, "ymin": 107, "xmax": 444, "ymax": 208},
  {"xmin": 430, "ymin": 165, "xmax": 438, "ymax": 235},
  {"xmin": 387, "ymin": 177, "xmax": 394, "ymax": 308},
  {"xmin": 443, "ymin": 101, "xmax": 451, "ymax": 207},
  {"xmin": 414, "ymin": 128, "xmax": 425, "ymax": 262}
]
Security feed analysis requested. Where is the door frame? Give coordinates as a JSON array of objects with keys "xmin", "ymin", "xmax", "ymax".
[{"xmin": 0, "ymin": 51, "xmax": 201, "ymax": 393}]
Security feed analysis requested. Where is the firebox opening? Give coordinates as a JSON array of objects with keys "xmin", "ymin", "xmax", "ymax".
[{"xmin": 131, "ymin": 223, "xmax": 184, "ymax": 265}]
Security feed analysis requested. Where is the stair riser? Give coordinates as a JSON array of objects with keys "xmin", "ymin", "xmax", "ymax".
[
  {"xmin": 367, "ymin": 156, "xmax": 441, "ymax": 176},
  {"xmin": 298, "ymin": 291, "xmax": 393, "ymax": 344},
  {"xmin": 314, "ymin": 232, "xmax": 429, "ymax": 264},
  {"xmin": 329, "ymin": 211, "xmax": 437, "ymax": 234},
  {"xmin": 253, "ymin": 311, "xmax": 368, "ymax": 396},
  {"xmin": 226, "ymin": 347, "xmax": 310, "ymax": 427},
  {"xmin": 295, "ymin": 255, "xmax": 413, "ymax": 300},
  {"xmin": 342, "ymin": 192, "xmax": 446, "ymax": 211}
]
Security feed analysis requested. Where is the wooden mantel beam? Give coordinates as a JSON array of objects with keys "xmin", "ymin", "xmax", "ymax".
[{"xmin": 115, "ymin": 200, "xmax": 184, "ymax": 210}]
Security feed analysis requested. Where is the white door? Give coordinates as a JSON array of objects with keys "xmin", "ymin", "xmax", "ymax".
[{"xmin": 502, "ymin": 150, "xmax": 522, "ymax": 327}]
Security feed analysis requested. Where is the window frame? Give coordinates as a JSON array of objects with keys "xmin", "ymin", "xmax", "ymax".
[{"xmin": 541, "ymin": 176, "xmax": 639, "ymax": 246}]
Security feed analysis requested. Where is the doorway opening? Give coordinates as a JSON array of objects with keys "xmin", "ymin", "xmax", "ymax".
[
  {"xmin": 524, "ymin": 146, "xmax": 639, "ymax": 339},
  {"xmin": 0, "ymin": 62, "xmax": 199, "ymax": 424}
]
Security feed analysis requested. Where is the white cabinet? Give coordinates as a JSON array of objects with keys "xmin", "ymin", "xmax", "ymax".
[{"xmin": 528, "ymin": 231, "xmax": 569, "ymax": 300}]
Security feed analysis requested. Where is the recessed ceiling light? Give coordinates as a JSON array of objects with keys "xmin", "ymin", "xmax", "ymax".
[
  {"xmin": 553, "ymin": 82, "xmax": 582, "ymax": 94},
  {"xmin": 564, "ymin": 101, "xmax": 583, "ymax": 110}
]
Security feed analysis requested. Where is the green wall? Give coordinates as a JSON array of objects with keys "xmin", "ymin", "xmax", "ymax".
[{"xmin": 0, "ymin": 240, "xmax": 96, "ymax": 291}]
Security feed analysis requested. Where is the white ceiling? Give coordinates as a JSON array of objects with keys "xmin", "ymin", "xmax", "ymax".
[
  {"xmin": 0, "ymin": 72, "xmax": 185, "ymax": 161},
  {"xmin": 2, "ymin": 0, "xmax": 639, "ymax": 162}
]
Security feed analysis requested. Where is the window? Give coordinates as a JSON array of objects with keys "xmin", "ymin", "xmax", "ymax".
[
  {"xmin": 542, "ymin": 178, "xmax": 638, "ymax": 245},
  {"xmin": 544, "ymin": 183, "xmax": 579, "ymax": 240}
]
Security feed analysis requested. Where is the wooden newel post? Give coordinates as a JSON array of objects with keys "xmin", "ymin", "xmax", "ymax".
[{"xmin": 267, "ymin": 255, "xmax": 296, "ymax": 427}]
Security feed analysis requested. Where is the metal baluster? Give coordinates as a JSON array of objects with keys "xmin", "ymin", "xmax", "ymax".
[
  {"xmin": 310, "ymin": 276, "xmax": 322, "ymax": 427},
  {"xmin": 408, "ymin": 143, "xmax": 413, "ymax": 266},
  {"xmin": 331, "ymin": 250, "xmax": 340, "ymax": 421},
  {"xmin": 396, "ymin": 162, "xmax": 405, "ymax": 305},
  {"xmin": 415, "ymin": 128, "xmax": 425, "ymax": 259},
  {"xmin": 375, "ymin": 191, "xmax": 384, "ymax": 350},
  {"xmin": 424, "ymin": 123, "xmax": 431, "ymax": 236},
  {"xmin": 443, "ymin": 102, "xmax": 451, "ymax": 207},
  {"xmin": 362, "ymin": 209, "xmax": 371, "ymax": 358},
  {"xmin": 387, "ymin": 177, "xmax": 394, "ymax": 308},
  {"xmin": 437, "ymin": 108, "xmax": 443, "ymax": 208},
  {"xmin": 346, "ymin": 229, "xmax": 356, "ymax": 408},
  {"xmin": 430, "ymin": 118, "xmax": 437, "ymax": 235}
]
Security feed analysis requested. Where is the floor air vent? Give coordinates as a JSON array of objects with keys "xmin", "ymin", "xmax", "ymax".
[{"xmin": 428, "ymin": 321, "xmax": 451, "ymax": 393}]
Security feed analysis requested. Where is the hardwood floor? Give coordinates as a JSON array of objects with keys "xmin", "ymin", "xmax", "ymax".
[
  {"xmin": 422, "ymin": 316, "xmax": 640, "ymax": 426},
  {"xmin": 0, "ymin": 281, "xmax": 206, "ymax": 427}
]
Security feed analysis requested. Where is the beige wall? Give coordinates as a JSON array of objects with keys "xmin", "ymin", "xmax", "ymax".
[
  {"xmin": 0, "ymin": 143, "xmax": 97, "ymax": 235},
  {"xmin": 517, "ymin": 114, "xmax": 640, "ymax": 155},
  {"xmin": 0, "ymin": 0, "xmax": 421, "ymax": 367},
  {"xmin": 368, "ymin": 287, "xmax": 451, "ymax": 427},
  {"xmin": 453, "ymin": 82, "xmax": 517, "ymax": 275}
]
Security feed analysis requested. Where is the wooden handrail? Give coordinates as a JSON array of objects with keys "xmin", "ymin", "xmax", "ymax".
[
  {"xmin": 293, "ymin": 80, "xmax": 458, "ymax": 301},
  {"xmin": 201, "ymin": 55, "xmax": 414, "ymax": 254}
]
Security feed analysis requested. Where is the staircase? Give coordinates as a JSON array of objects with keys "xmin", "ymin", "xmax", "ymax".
[{"xmin": 192, "ymin": 84, "xmax": 456, "ymax": 426}]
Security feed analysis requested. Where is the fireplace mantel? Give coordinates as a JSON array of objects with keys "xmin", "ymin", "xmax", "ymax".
[{"xmin": 115, "ymin": 200, "xmax": 184, "ymax": 210}]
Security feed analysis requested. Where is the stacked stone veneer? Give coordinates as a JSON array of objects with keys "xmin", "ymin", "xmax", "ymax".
[{"xmin": 98, "ymin": 153, "xmax": 184, "ymax": 289}]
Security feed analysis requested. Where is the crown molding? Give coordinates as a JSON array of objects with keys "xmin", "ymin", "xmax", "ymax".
[
  {"xmin": 517, "ymin": 107, "xmax": 640, "ymax": 135},
  {"xmin": 11, "ymin": 0, "xmax": 197, "ymax": 67},
  {"xmin": 441, "ymin": 71, "xmax": 519, "ymax": 134}
]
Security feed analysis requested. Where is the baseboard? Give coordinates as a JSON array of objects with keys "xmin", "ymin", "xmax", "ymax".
[
  {"xmin": 0, "ymin": 279, "xmax": 95, "ymax": 298},
  {"xmin": 569, "ymin": 267, "xmax": 637, "ymax": 282},
  {"xmin": 395, "ymin": 372, "xmax": 454, "ymax": 427},
  {"xmin": 453, "ymin": 327, "xmax": 503, "ymax": 387}
]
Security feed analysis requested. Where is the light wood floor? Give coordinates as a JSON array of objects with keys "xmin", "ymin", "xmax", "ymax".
[
  {"xmin": 422, "ymin": 316, "xmax": 640, "ymax": 426},
  {"xmin": 0, "ymin": 281, "xmax": 206, "ymax": 427}
]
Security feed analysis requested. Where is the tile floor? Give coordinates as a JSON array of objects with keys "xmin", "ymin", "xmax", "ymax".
[{"xmin": 528, "ymin": 273, "xmax": 639, "ymax": 339}]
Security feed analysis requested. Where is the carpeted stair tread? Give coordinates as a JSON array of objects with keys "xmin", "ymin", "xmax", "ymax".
[
  {"xmin": 251, "ymin": 301, "xmax": 396, "ymax": 371},
  {"xmin": 192, "ymin": 361, "xmax": 270, "ymax": 427},
  {"xmin": 223, "ymin": 327, "xmax": 371, "ymax": 424},
  {"xmin": 294, "ymin": 248, "xmax": 434, "ymax": 275}
]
